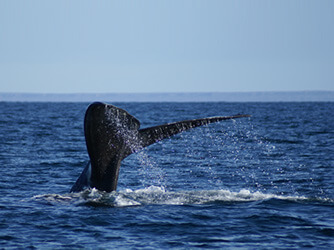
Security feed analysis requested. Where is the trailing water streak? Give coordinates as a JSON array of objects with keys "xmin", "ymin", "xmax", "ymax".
[{"xmin": 35, "ymin": 187, "xmax": 313, "ymax": 208}]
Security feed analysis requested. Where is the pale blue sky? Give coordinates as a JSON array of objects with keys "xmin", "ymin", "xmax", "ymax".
[{"xmin": 0, "ymin": 0, "xmax": 333, "ymax": 93}]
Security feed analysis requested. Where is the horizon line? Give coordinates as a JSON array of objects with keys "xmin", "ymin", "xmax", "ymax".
[
  {"xmin": 1, "ymin": 91, "xmax": 333, "ymax": 103},
  {"xmin": 0, "ymin": 90, "xmax": 333, "ymax": 95}
]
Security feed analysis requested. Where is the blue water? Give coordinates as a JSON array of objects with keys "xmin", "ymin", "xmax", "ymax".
[{"xmin": 0, "ymin": 102, "xmax": 333, "ymax": 249}]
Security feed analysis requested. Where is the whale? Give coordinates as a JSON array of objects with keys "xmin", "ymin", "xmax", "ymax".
[{"xmin": 70, "ymin": 102, "xmax": 250, "ymax": 193}]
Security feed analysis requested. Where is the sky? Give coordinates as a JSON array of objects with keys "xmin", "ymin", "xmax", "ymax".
[{"xmin": 0, "ymin": 0, "xmax": 333, "ymax": 94}]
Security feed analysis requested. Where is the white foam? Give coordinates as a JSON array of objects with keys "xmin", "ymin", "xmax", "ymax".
[
  {"xmin": 30, "ymin": 186, "xmax": 318, "ymax": 207},
  {"xmin": 114, "ymin": 186, "xmax": 309, "ymax": 206}
]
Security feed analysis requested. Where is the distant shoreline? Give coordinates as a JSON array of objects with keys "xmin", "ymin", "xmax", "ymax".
[{"xmin": 0, "ymin": 91, "xmax": 333, "ymax": 102}]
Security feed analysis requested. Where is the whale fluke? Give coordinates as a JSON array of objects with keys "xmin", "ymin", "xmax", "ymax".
[
  {"xmin": 70, "ymin": 102, "xmax": 250, "ymax": 193},
  {"xmin": 137, "ymin": 114, "xmax": 250, "ymax": 153}
]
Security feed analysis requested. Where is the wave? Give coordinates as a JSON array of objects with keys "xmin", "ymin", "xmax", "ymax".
[{"xmin": 30, "ymin": 186, "xmax": 332, "ymax": 207}]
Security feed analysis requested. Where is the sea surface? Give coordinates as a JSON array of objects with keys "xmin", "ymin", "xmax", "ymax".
[{"xmin": 0, "ymin": 102, "xmax": 333, "ymax": 249}]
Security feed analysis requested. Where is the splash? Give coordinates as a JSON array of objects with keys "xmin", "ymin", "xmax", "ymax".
[{"xmin": 30, "ymin": 186, "xmax": 324, "ymax": 208}]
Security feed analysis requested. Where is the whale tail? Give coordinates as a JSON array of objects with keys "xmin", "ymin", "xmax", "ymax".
[{"xmin": 70, "ymin": 102, "xmax": 250, "ymax": 192}]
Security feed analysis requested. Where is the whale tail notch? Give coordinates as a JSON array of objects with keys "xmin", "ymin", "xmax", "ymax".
[{"xmin": 70, "ymin": 102, "xmax": 250, "ymax": 193}]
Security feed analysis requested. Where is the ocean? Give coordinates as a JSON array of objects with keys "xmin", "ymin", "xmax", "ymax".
[{"xmin": 0, "ymin": 102, "xmax": 333, "ymax": 249}]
